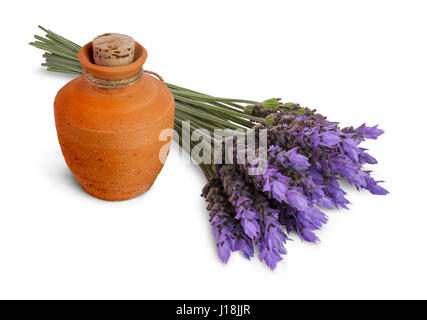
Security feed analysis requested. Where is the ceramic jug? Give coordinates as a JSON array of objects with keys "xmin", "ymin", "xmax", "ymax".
[{"xmin": 54, "ymin": 41, "xmax": 175, "ymax": 200}]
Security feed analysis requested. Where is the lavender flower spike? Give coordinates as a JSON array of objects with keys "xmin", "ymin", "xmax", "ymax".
[
  {"xmin": 202, "ymin": 178, "xmax": 254, "ymax": 262},
  {"xmin": 218, "ymin": 165, "xmax": 261, "ymax": 239},
  {"xmin": 253, "ymin": 193, "xmax": 289, "ymax": 270}
]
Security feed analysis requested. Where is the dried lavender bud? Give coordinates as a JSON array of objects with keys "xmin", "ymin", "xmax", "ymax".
[
  {"xmin": 218, "ymin": 165, "xmax": 261, "ymax": 239},
  {"xmin": 261, "ymin": 98, "xmax": 281, "ymax": 110},
  {"xmin": 202, "ymin": 178, "xmax": 254, "ymax": 262},
  {"xmin": 252, "ymin": 193, "xmax": 288, "ymax": 269}
]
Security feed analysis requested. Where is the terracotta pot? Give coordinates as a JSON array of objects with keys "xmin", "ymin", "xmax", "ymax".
[{"xmin": 54, "ymin": 41, "xmax": 175, "ymax": 201}]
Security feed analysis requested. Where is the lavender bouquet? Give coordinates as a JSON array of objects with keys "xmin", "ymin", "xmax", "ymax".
[
  {"xmin": 200, "ymin": 105, "xmax": 387, "ymax": 269},
  {"xmin": 31, "ymin": 27, "xmax": 388, "ymax": 270}
]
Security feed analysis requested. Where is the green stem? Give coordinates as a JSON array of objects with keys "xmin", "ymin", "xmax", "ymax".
[
  {"xmin": 176, "ymin": 103, "xmax": 241, "ymax": 130},
  {"xmin": 29, "ymin": 41, "xmax": 80, "ymax": 61},
  {"xmin": 174, "ymin": 94, "xmax": 263, "ymax": 122},
  {"xmin": 44, "ymin": 53, "xmax": 82, "ymax": 67},
  {"xmin": 174, "ymin": 120, "xmax": 215, "ymax": 180},
  {"xmin": 38, "ymin": 25, "xmax": 81, "ymax": 52},
  {"xmin": 170, "ymin": 88, "xmax": 259, "ymax": 105},
  {"xmin": 175, "ymin": 110, "xmax": 222, "ymax": 132},
  {"xmin": 33, "ymin": 35, "xmax": 78, "ymax": 56}
]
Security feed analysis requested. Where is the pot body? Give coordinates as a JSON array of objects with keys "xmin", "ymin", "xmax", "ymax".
[{"xmin": 54, "ymin": 45, "xmax": 174, "ymax": 201}]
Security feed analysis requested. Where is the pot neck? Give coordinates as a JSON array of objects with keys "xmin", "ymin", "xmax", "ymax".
[
  {"xmin": 81, "ymin": 75, "xmax": 146, "ymax": 95},
  {"xmin": 78, "ymin": 41, "xmax": 148, "ymax": 89}
]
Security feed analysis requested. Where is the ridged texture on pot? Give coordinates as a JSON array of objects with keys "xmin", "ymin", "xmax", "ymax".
[{"xmin": 54, "ymin": 42, "xmax": 175, "ymax": 201}]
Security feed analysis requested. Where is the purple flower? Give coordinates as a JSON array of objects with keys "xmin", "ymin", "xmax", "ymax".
[
  {"xmin": 279, "ymin": 205, "xmax": 326, "ymax": 243},
  {"xmin": 217, "ymin": 238, "xmax": 231, "ymax": 263},
  {"xmin": 364, "ymin": 175, "xmax": 389, "ymax": 195},
  {"xmin": 240, "ymin": 215, "xmax": 259, "ymax": 239},
  {"xmin": 359, "ymin": 149, "xmax": 378, "ymax": 164},
  {"xmin": 260, "ymin": 166, "xmax": 291, "ymax": 203},
  {"xmin": 218, "ymin": 165, "xmax": 261, "ymax": 239},
  {"xmin": 202, "ymin": 178, "xmax": 254, "ymax": 263},
  {"xmin": 286, "ymin": 188, "xmax": 310, "ymax": 211},
  {"xmin": 284, "ymin": 147, "xmax": 310, "ymax": 170},
  {"xmin": 253, "ymin": 194, "xmax": 288, "ymax": 269},
  {"xmin": 354, "ymin": 124, "xmax": 384, "ymax": 140},
  {"xmin": 309, "ymin": 127, "xmax": 320, "ymax": 147},
  {"xmin": 341, "ymin": 138, "xmax": 360, "ymax": 162},
  {"xmin": 319, "ymin": 131, "xmax": 340, "ymax": 147},
  {"xmin": 232, "ymin": 237, "xmax": 255, "ymax": 260}
]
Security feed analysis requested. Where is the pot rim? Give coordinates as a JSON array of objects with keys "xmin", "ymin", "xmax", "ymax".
[{"xmin": 78, "ymin": 41, "xmax": 147, "ymax": 81}]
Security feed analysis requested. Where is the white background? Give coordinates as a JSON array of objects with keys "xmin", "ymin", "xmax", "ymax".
[{"xmin": 1, "ymin": 0, "xmax": 426, "ymax": 299}]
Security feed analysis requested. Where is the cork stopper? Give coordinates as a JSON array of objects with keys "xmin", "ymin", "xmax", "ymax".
[{"xmin": 92, "ymin": 33, "xmax": 135, "ymax": 67}]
